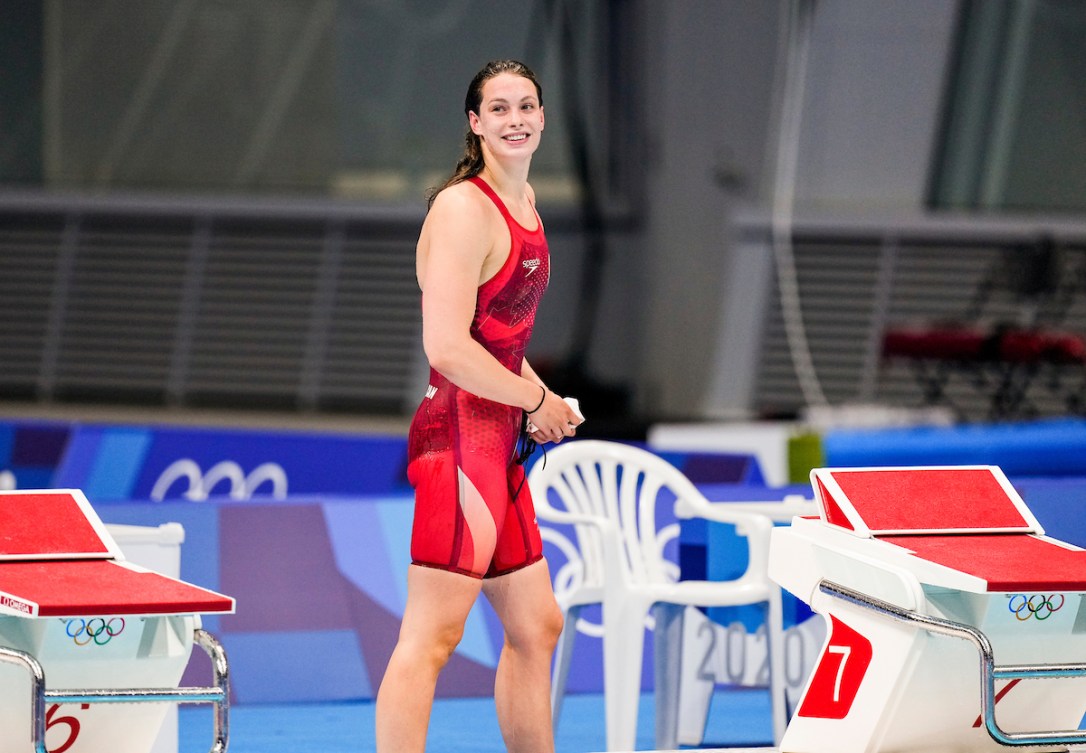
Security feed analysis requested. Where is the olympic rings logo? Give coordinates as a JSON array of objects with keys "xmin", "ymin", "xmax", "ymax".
[
  {"xmin": 65, "ymin": 618, "xmax": 126, "ymax": 646},
  {"xmin": 1007, "ymin": 593, "xmax": 1065, "ymax": 621}
]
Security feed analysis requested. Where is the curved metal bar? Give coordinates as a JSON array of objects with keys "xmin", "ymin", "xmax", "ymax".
[
  {"xmin": 819, "ymin": 579, "xmax": 1086, "ymax": 747},
  {"xmin": 195, "ymin": 627, "xmax": 231, "ymax": 753},
  {"xmin": 0, "ymin": 645, "xmax": 48, "ymax": 753},
  {"xmin": 44, "ymin": 687, "xmax": 225, "ymax": 704},
  {"xmin": 0, "ymin": 628, "xmax": 231, "ymax": 753}
]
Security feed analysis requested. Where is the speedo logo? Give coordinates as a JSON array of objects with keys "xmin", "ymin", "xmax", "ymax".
[{"xmin": 522, "ymin": 259, "xmax": 541, "ymax": 276}]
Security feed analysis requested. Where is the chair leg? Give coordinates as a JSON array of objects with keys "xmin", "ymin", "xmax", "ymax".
[
  {"xmin": 652, "ymin": 603, "xmax": 685, "ymax": 751},
  {"xmin": 603, "ymin": 598, "xmax": 648, "ymax": 752},
  {"xmin": 551, "ymin": 604, "xmax": 582, "ymax": 731},
  {"xmin": 766, "ymin": 591, "xmax": 788, "ymax": 744}
]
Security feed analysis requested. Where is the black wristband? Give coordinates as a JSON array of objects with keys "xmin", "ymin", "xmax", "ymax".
[{"xmin": 526, "ymin": 385, "xmax": 546, "ymax": 414}]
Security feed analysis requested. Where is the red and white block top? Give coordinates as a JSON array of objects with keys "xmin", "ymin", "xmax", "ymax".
[
  {"xmin": 811, "ymin": 466, "xmax": 1086, "ymax": 593},
  {"xmin": 0, "ymin": 490, "xmax": 234, "ymax": 618}
]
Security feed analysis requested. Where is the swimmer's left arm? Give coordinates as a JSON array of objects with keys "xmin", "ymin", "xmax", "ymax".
[
  {"xmin": 520, "ymin": 358, "xmax": 547, "ymax": 392},
  {"xmin": 521, "ymin": 358, "xmax": 584, "ymax": 444}
]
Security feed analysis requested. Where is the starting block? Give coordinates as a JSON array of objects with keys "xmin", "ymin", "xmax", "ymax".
[
  {"xmin": 0, "ymin": 490, "xmax": 235, "ymax": 753},
  {"xmin": 770, "ymin": 466, "xmax": 1086, "ymax": 753}
]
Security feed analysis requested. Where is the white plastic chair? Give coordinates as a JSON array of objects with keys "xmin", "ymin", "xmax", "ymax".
[{"xmin": 529, "ymin": 439, "xmax": 786, "ymax": 751}]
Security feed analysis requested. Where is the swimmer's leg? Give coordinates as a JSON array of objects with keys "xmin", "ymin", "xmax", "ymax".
[
  {"xmin": 482, "ymin": 558, "xmax": 564, "ymax": 753},
  {"xmin": 375, "ymin": 564, "xmax": 483, "ymax": 753}
]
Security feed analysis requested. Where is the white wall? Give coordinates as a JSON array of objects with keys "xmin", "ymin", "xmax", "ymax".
[
  {"xmin": 636, "ymin": 0, "xmax": 960, "ymax": 419},
  {"xmin": 795, "ymin": 0, "xmax": 959, "ymax": 211},
  {"xmin": 637, "ymin": 0, "xmax": 781, "ymax": 418}
]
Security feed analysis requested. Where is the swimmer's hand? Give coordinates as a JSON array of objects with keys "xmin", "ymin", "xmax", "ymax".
[{"xmin": 527, "ymin": 396, "xmax": 584, "ymax": 442}]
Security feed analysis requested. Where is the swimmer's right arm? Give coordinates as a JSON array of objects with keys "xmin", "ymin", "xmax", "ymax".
[{"xmin": 419, "ymin": 189, "xmax": 548, "ymax": 414}]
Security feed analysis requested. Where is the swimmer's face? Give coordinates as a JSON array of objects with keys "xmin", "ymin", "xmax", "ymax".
[{"xmin": 469, "ymin": 73, "xmax": 545, "ymax": 161}]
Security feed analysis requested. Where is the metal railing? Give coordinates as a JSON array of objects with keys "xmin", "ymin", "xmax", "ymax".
[
  {"xmin": 0, "ymin": 627, "xmax": 230, "ymax": 753},
  {"xmin": 820, "ymin": 579, "xmax": 1086, "ymax": 747}
]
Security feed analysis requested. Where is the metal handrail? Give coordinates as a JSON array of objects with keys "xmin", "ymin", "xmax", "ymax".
[
  {"xmin": 0, "ymin": 627, "xmax": 229, "ymax": 753},
  {"xmin": 819, "ymin": 579, "xmax": 1086, "ymax": 747}
]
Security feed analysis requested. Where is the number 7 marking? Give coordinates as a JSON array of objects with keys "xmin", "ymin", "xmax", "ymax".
[
  {"xmin": 797, "ymin": 616, "xmax": 873, "ymax": 719},
  {"xmin": 827, "ymin": 645, "xmax": 852, "ymax": 702}
]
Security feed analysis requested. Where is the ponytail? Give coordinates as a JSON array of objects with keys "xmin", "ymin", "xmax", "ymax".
[{"xmin": 427, "ymin": 129, "xmax": 484, "ymax": 209}]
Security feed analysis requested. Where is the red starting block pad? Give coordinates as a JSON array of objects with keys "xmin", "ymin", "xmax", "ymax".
[
  {"xmin": 770, "ymin": 466, "xmax": 1086, "ymax": 753},
  {"xmin": 0, "ymin": 490, "xmax": 233, "ymax": 617},
  {"xmin": 0, "ymin": 490, "xmax": 120, "ymax": 558},
  {"xmin": 0, "ymin": 559, "xmax": 234, "ymax": 617},
  {"xmin": 0, "ymin": 489, "xmax": 234, "ymax": 753}
]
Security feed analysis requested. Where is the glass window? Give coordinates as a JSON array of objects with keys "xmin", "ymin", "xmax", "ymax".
[
  {"xmin": 4, "ymin": 0, "xmax": 620, "ymax": 205},
  {"xmin": 929, "ymin": 0, "xmax": 1086, "ymax": 212}
]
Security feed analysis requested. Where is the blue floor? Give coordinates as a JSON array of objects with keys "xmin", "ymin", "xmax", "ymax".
[{"xmin": 179, "ymin": 688, "xmax": 774, "ymax": 752}]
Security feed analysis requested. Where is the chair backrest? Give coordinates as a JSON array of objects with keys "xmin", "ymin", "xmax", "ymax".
[{"xmin": 528, "ymin": 440, "xmax": 707, "ymax": 589}]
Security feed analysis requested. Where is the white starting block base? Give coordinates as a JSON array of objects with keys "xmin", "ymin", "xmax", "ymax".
[
  {"xmin": 0, "ymin": 614, "xmax": 196, "ymax": 753},
  {"xmin": 108, "ymin": 523, "xmax": 186, "ymax": 753},
  {"xmin": 771, "ymin": 466, "xmax": 1086, "ymax": 753},
  {"xmin": 0, "ymin": 491, "xmax": 234, "ymax": 753}
]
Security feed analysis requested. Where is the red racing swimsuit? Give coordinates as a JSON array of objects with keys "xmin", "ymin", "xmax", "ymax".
[{"xmin": 406, "ymin": 176, "xmax": 550, "ymax": 579}]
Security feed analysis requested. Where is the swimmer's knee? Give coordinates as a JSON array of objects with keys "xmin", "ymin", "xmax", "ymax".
[
  {"xmin": 429, "ymin": 622, "xmax": 466, "ymax": 666},
  {"xmin": 397, "ymin": 620, "xmax": 465, "ymax": 671},
  {"xmin": 507, "ymin": 600, "xmax": 564, "ymax": 653},
  {"xmin": 541, "ymin": 600, "xmax": 564, "ymax": 647}
]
